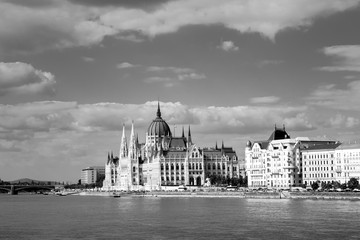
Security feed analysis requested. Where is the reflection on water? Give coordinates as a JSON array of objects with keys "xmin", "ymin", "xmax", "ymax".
[{"xmin": 1, "ymin": 194, "xmax": 360, "ymax": 239}]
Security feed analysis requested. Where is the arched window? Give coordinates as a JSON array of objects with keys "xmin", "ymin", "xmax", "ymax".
[
  {"xmin": 133, "ymin": 166, "xmax": 136, "ymax": 173},
  {"xmin": 196, "ymin": 163, "xmax": 198, "ymax": 170},
  {"xmin": 218, "ymin": 163, "xmax": 221, "ymax": 169},
  {"xmin": 171, "ymin": 164, "xmax": 174, "ymax": 170},
  {"xmin": 166, "ymin": 164, "xmax": 169, "ymax": 170},
  {"xmin": 192, "ymin": 163, "xmax": 195, "ymax": 170},
  {"xmin": 176, "ymin": 164, "xmax": 179, "ymax": 170},
  {"xmin": 189, "ymin": 163, "xmax": 191, "ymax": 169},
  {"xmin": 161, "ymin": 164, "xmax": 164, "ymax": 170},
  {"xmin": 199, "ymin": 163, "xmax": 202, "ymax": 170},
  {"xmin": 181, "ymin": 164, "xmax": 184, "ymax": 170},
  {"xmin": 213, "ymin": 163, "xmax": 216, "ymax": 170},
  {"xmin": 208, "ymin": 163, "xmax": 211, "ymax": 170}
]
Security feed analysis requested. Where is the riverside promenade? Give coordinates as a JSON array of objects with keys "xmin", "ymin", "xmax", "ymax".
[{"xmin": 75, "ymin": 189, "xmax": 360, "ymax": 200}]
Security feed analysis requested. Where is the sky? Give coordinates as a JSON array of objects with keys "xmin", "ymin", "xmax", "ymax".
[{"xmin": 1, "ymin": 0, "xmax": 360, "ymax": 182}]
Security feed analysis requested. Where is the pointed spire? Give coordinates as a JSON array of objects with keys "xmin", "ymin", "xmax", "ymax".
[
  {"xmin": 215, "ymin": 141, "xmax": 218, "ymax": 150},
  {"xmin": 222, "ymin": 140, "xmax": 224, "ymax": 149},
  {"xmin": 111, "ymin": 151, "xmax": 113, "ymax": 160},
  {"xmin": 188, "ymin": 125, "xmax": 192, "ymax": 145},
  {"xmin": 108, "ymin": 152, "xmax": 110, "ymax": 161},
  {"xmin": 182, "ymin": 126, "xmax": 185, "ymax": 138},
  {"xmin": 129, "ymin": 121, "xmax": 136, "ymax": 159},
  {"xmin": 156, "ymin": 100, "xmax": 161, "ymax": 118},
  {"xmin": 120, "ymin": 124, "xmax": 128, "ymax": 158}
]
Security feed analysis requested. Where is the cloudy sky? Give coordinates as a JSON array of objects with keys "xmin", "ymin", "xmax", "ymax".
[{"xmin": 1, "ymin": 0, "xmax": 360, "ymax": 182}]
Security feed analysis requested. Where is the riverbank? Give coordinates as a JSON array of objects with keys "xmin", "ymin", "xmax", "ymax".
[{"xmin": 70, "ymin": 190, "xmax": 360, "ymax": 200}]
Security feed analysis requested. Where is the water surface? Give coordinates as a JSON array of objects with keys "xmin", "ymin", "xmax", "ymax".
[{"xmin": 1, "ymin": 194, "xmax": 359, "ymax": 239}]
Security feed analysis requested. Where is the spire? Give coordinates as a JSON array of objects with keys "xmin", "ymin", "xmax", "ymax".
[
  {"xmin": 108, "ymin": 152, "xmax": 110, "ymax": 161},
  {"xmin": 215, "ymin": 141, "xmax": 218, "ymax": 150},
  {"xmin": 222, "ymin": 140, "xmax": 224, "ymax": 149},
  {"xmin": 120, "ymin": 124, "xmax": 128, "ymax": 158},
  {"xmin": 188, "ymin": 125, "xmax": 192, "ymax": 145},
  {"xmin": 156, "ymin": 100, "xmax": 161, "ymax": 118},
  {"xmin": 182, "ymin": 126, "xmax": 185, "ymax": 138},
  {"xmin": 129, "ymin": 121, "xmax": 136, "ymax": 159}
]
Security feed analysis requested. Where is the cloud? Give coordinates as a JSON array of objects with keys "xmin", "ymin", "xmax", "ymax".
[
  {"xmin": 318, "ymin": 45, "xmax": 360, "ymax": 72},
  {"xmin": 116, "ymin": 62, "xmax": 137, "ymax": 69},
  {"xmin": 326, "ymin": 113, "xmax": 360, "ymax": 129},
  {"xmin": 218, "ymin": 41, "xmax": 239, "ymax": 52},
  {"xmin": 82, "ymin": 57, "xmax": 95, "ymax": 62},
  {"xmin": 0, "ymin": 100, "xmax": 319, "ymax": 181},
  {"xmin": 250, "ymin": 96, "xmax": 280, "ymax": 104},
  {"xmin": 145, "ymin": 66, "xmax": 205, "ymax": 86},
  {"xmin": 100, "ymin": 0, "xmax": 360, "ymax": 40},
  {"xmin": 258, "ymin": 60, "xmax": 284, "ymax": 68},
  {"xmin": 307, "ymin": 80, "xmax": 360, "ymax": 110},
  {"xmin": 0, "ymin": 62, "xmax": 56, "ymax": 96},
  {"xmin": 1, "ymin": 0, "xmax": 359, "ymax": 54}
]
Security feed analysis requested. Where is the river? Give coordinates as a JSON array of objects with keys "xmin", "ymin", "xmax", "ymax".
[{"xmin": 0, "ymin": 194, "xmax": 359, "ymax": 239}]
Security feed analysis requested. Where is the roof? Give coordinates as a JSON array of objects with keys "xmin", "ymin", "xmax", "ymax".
[
  {"xmin": 147, "ymin": 103, "xmax": 172, "ymax": 137},
  {"xmin": 268, "ymin": 127, "xmax": 290, "ymax": 141},
  {"xmin": 169, "ymin": 137, "xmax": 187, "ymax": 149},
  {"xmin": 301, "ymin": 142, "xmax": 341, "ymax": 151}
]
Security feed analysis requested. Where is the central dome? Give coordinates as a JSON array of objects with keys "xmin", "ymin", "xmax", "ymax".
[{"xmin": 147, "ymin": 103, "xmax": 172, "ymax": 137}]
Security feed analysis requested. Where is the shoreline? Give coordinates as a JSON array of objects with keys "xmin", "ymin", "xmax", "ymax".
[{"xmin": 75, "ymin": 191, "xmax": 360, "ymax": 200}]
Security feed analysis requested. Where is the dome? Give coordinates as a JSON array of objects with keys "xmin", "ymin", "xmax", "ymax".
[
  {"xmin": 147, "ymin": 103, "xmax": 172, "ymax": 137},
  {"xmin": 268, "ymin": 125, "xmax": 290, "ymax": 141},
  {"xmin": 246, "ymin": 140, "xmax": 252, "ymax": 148}
]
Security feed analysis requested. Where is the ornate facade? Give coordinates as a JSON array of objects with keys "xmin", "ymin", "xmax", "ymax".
[
  {"xmin": 103, "ymin": 103, "xmax": 242, "ymax": 191},
  {"xmin": 245, "ymin": 126, "xmax": 338, "ymax": 189}
]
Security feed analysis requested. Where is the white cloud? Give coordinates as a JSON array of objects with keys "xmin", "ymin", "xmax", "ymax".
[
  {"xmin": 1, "ymin": 0, "xmax": 359, "ymax": 54},
  {"xmin": 116, "ymin": 62, "xmax": 137, "ymax": 69},
  {"xmin": 0, "ymin": 100, "xmax": 327, "ymax": 181},
  {"xmin": 250, "ymin": 96, "xmax": 280, "ymax": 104},
  {"xmin": 100, "ymin": 0, "xmax": 360, "ymax": 40},
  {"xmin": 318, "ymin": 45, "xmax": 360, "ymax": 72},
  {"xmin": 307, "ymin": 80, "xmax": 360, "ymax": 110},
  {"xmin": 145, "ymin": 66, "xmax": 205, "ymax": 86},
  {"xmin": 82, "ymin": 57, "xmax": 95, "ymax": 62},
  {"xmin": 0, "ymin": 62, "xmax": 56, "ymax": 96},
  {"xmin": 218, "ymin": 41, "xmax": 239, "ymax": 52},
  {"xmin": 327, "ymin": 113, "xmax": 360, "ymax": 128}
]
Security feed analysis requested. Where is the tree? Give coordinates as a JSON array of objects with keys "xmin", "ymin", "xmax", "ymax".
[
  {"xmin": 348, "ymin": 178, "xmax": 359, "ymax": 190},
  {"xmin": 311, "ymin": 181, "xmax": 319, "ymax": 190}
]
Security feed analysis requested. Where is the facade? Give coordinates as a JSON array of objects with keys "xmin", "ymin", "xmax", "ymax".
[
  {"xmin": 103, "ymin": 103, "xmax": 243, "ymax": 191},
  {"xmin": 302, "ymin": 143, "xmax": 360, "ymax": 185},
  {"xmin": 335, "ymin": 144, "xmax": 360, "ymax": 184},
  {"xmin": 245, "ymin": 126, "xmax": 338, "ymax": 188},
  {"xmin": 81, "ymin": 166, "xmax": 105, "ymax": 184},
  {"xmin": 301, "ymin": 145, "xmax": 339, "ymax": 186}
]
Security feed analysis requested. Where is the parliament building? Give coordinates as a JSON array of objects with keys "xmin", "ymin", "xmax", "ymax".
[{"xmin": 102, "ymin": 103, "xmax": 243, "ymax": 191}]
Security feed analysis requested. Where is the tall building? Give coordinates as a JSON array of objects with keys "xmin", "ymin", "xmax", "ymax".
[
  {"xmin": 245, "ymin": 126, "xmax": 338, "ymax": 188},
  {"xmin": 81, "ymin": 166, "xmax": 105, "ymax": 184},
  {"xmin": 102, "ymin": 103, "xmax": 243, "ymax": 191}
]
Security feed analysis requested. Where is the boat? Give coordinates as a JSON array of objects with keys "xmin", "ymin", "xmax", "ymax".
[{"xmin": 113, "ymin": 193, "xmax": 122, "ymax": 198}]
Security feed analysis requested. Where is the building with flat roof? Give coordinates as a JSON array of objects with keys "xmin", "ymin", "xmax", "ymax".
[{"xmin": 81, "ymin": 166, "xmax": 105, "ymax": 185}]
